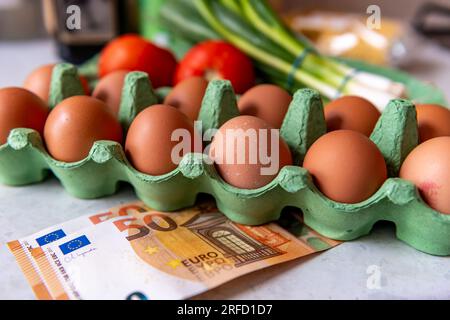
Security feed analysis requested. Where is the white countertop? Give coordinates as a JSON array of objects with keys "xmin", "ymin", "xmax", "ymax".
[{"xmin": 0, "ymin": 39, "xmax": 449, "ymax": 300}]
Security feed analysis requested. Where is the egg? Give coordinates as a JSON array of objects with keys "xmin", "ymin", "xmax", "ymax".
[
  {"xmin": 44, "ymin": 96, "xmax": 123, "ymax": 162},
  {"xmin": 237, "ymin": 84, "xmax": 292, "ymax": 129},
  {"xmin": 399, "ymin": 136, "xmax": 450, "ymax": 214},
  {"xmin": 209, "ymin": 115, "xmax": 292, "ymax": 189},
  {"xmin": 23, "ymin": 64, "xmax": 90, "ymax": 103},
  {"xmin": 163, "ymin": 76, "xmax": 208, "ymax": 121},
  {"xmin": 303, "ymin": 130, "xmax": 387, "ymax": 203},
  {"xmin": 0, "ymin": 87, "xmax": 48, "ymax": 144},
  {"xmin": 23, "ymin": 64, "xmax": 54, "ymax": 103},
  {"xmin": 92, "ymin": 70, "xmax": 129, "ymax": 115},
  {"xmin": 125, "ymin": 104, "xmax": 201, "ymax": 175},
  {"xmin": 324, "ymin": 95, "xmax": 381, "ymax": 137},
  {"xmin": 415, "ymin": 104, "xmax": 450, "ymax": 143}
]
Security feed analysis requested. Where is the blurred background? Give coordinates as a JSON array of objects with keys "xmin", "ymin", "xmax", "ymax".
[{"xmin": 0, "ymin": 0, "xmax": 449, "ymax": 100}]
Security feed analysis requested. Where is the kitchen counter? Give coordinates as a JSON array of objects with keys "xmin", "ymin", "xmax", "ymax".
[{"xmin": 0, "ymin": 39, "xmax": 449, "ymax": 300}]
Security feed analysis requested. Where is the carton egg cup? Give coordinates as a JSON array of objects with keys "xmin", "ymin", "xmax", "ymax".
[{"xmin": 0, "ymin": 63, "xmax": 449, "ymax": 256}]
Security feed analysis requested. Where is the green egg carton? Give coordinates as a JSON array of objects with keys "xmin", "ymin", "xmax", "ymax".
[{"xmin": 0, "ymin": 63, "xmax": 449, "ymax": 256}]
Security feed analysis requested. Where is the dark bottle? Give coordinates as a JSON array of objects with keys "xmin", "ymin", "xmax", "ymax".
[{"xmin": 42, "ymin": 0, "xmax": 137, "ymax": 64}]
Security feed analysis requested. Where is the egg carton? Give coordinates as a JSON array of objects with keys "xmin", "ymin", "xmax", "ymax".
[{"xmin": 1, "ymin": 63, "xmax": 449, "ymax": 256}]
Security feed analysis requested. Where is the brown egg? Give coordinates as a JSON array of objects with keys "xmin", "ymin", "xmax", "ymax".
[
  {"xmin": 44, "ymin": 96, "xmax": 123, "ymax": 162},
  {"xmin": 163, "ymin": 76, "xmax": 208, "ymax": 121},
  {"xmin": 23, "ymin": 64, "xmax": 54, "ymax": 103},
  {"xmin": 0, "ymin": 87, "xmax": 48, "ymax": 144},
  {"xmin": 415, "ymin": 104, "xmax": 450, "ymax": 143},
  {"xmin": 209, "ymin": 115, "xmax": 293, "ymax": 189},
  {"xmin": 399, "ymin": 136, "xmax": 450, "ymax": 214},
  {"xmin": 324, "ymin": 95, "xmax": 381, "ymax": 137},
  {"xmin": 303, "ymin": 130, "xmax": 387, "ymax": 203},
  {"xmin": 125, "ymin": 104, "xmax": 201, "ymax": 175},
  {"xmin": 92, "ymin": 70, "xmax": 129, "ymax": 115},
  {"xmin": 238, "ymin": 84, "xmax": 292, "ymax": 129},
  {"xmin": 23, "ymin": 64, "xmax": 90, "ymax": 104}
]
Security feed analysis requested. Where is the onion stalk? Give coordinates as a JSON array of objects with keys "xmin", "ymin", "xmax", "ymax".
[{"xmin": 161, "ymin": 0, "xmax": 406, "ymax": 109}]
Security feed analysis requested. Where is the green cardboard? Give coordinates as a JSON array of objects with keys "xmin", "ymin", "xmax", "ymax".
[
  {"xmin": 280, "ymin": 89, "xmax": 326, "ymax": 165},
  {"xmin": 118, "ymin": 71, "xmax": 158, "ymax": 131},
  {"xmin": 370, "ymin": 99, "xmax": 419, "ymax": 177},
  {"xmin": 197, "ymin": 80, "xmax": 240, "ymax": 134},
  {"xmin": 48, "ymin": 63, "xmax": 85, "ymax": 109},
  {"xmin": 0, "ymin": 64, "xmax": 449, "ymax": 256}
]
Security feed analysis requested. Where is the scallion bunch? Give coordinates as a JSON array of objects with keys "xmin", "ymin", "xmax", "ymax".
[{"xmin": 160, "ymin": 0, "xmax": 406, "ymax": 109}]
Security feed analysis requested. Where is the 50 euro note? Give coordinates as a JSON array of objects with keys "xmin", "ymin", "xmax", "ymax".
[
  {"xmin": 21, "ymin": 200, "xmax": 339, "ymax": 300},
  {"xmin": 7, "ymin": 201, "xmax": 152, "ymax": 300}
]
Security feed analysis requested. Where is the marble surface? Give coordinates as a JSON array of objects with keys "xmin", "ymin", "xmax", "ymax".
[
  {"xmin": 0, "ymin": 39, "xmax": 449, "ymax": 300},
  {"xmin": 1, "ymin": 178, "xmax": 449, "ymax": 300}
]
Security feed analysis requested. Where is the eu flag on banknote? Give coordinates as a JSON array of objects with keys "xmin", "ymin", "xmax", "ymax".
[
  {"xmin": 59, "ymin": 235, "xmax": 91, "ymax": 255},
  {"xmin": 36, "ymin": 229, "xmax": 66, "ymax": 246}
]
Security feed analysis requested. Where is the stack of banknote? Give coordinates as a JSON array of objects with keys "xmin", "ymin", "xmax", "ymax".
[{"xmin": 7, "ymin": 199, "xmax": 339, "ymax": 300}]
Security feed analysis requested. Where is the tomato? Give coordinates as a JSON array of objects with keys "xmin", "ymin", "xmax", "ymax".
[
  {"xmin": 174, "ymin": 40, "xmax": 255, "ymax": 94},
  {"xmin": 99, "ymin": 34, "xmax": 177, "ymax": 88},
  {"xmin": 79, "ymin": 76, "xmax": 91, "ymax": 95}
]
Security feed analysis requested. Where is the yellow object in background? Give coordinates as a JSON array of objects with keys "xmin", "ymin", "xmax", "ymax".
[{"xmin": 283, "ymin": 11, "xmax": 405, "ymax": 66}]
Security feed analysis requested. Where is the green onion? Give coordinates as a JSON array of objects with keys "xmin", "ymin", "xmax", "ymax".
[{"xmin": 160, "ymin": 0, "xmax": 405, "ymax": 109}]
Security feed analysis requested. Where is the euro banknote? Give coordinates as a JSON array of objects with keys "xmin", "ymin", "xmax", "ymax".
[
  {"xmin": 9, "ymin": 200, "xmax": 339, "ymax": 300},
  {"xmin": 7, "ymin": 202, "xmax": 152, "ymax": 299}
]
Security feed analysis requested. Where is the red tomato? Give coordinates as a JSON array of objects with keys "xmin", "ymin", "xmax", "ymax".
[
  {"xmin": 98, "ymin": 34, "xmax": 177, "ymax": 88},
  {"xmin": 79, "ymin": 76, "xmax": 91, "ymax": 95},
  {"xmin": 174, "ymin": 40, "xmax": 255, "ymax": 94}
]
